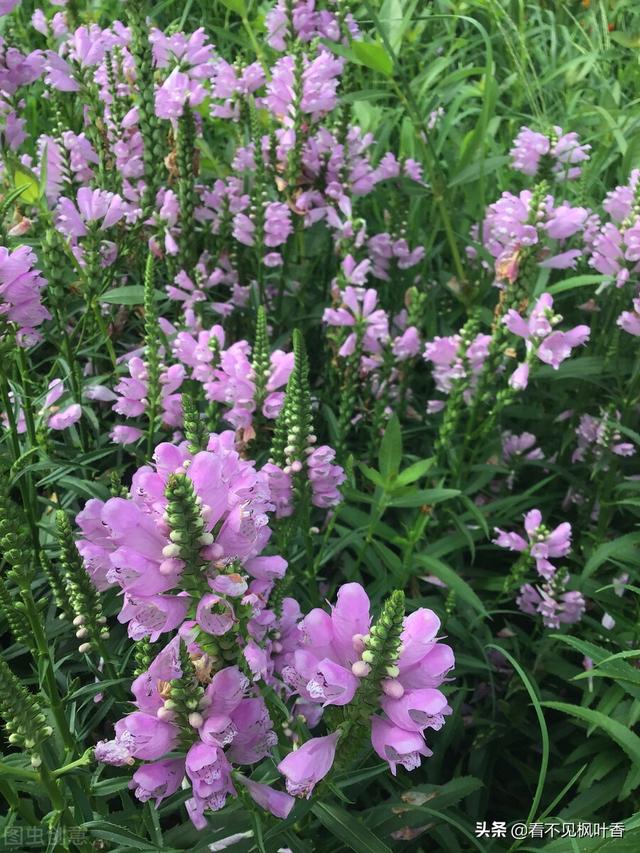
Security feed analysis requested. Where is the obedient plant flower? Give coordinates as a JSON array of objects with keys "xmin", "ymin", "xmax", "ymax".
[
  {"xmin": 510, "ymin": 126, "xmax": 590, "ymax": 180},
  {"xmin": 56, "ymin": 187, "xmax": 128, "ymax": 238},
  {"xmin": 0, "ymin": 245, "xmax": 50, "ymax": 345},
  {"xmin": 277, "ymin": 732, "xmax": 340, "ymax": 798},
  {"xmin": 423, "ymin": 332, "xmax": 491, "ymax": 399},
  {"xmin": 111, "ymin": 356, "xmax": 185, "ymax": 435},
  {"xmin": 517, "ymin": 575, "xmax": 585, "ymax": 629},
  {"xmin": 468, "ymin": 191, "xmax": 587, "ymax": 285},
  {"xmin": 76, "ymin": 433, "xmax": 283, "ymax": 643},
  {"xmin": 573, "ymin": 410, "xmax": 635, "ymax": 465},
  {"xmin": 494, "ymin": 509, "xmax": 572, "ymax": 580},
  {"xmin": 96, "ymin": 640, "xmax": 290, "ymax": 829},
  {"xmin": 503, "ymin": 292, "xmax": 590, "ymax": 381},
  {"xmin": 323, "ymin": 281, "xmax": 390, "ymax": 357},
  {"xmin": 279, "ymin": 584, "xmax": 453, "ymax": 780},
  {"xmin": 618, "ymin": 297, "xmax": 640, "ymax": 336},
  {"xmin": 41, "ymin": 378, "xmax": 82, "ymax": 430},
  {"xmin": 502, "ymin": 431, "xmax": 544, "ymax": 465},
  {"xmin": 589, "ymin": 219, "xmax": 640, "ymax": 288}
]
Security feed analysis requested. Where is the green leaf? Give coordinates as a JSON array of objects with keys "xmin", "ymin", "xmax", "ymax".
[
  {"xmin": 100, "ymin": 286, "xmax": 162, "ymax": 305},
  {"xmin": 388, "ymin": 488, "xmax": 460, "ymax": 508},
  {"xmin": 583, "ymin": 533, "xmax": 640, "ymax": 579},
  {"xmin": 415, "ymin": 554, "xmax": 488, "ymax": 617},
  {"xmin": 359, "ymin": 463, "xmax": 387, "ymax": 489},
  {"xmin": 218, "ymin": 0, "xmax": 247, "ymax": 15},
  {"xmin": 351, "ymin": 41, "xmax": 394, "ymax": 78},
  {"xmin": 542, "ymin": 702, "xmax": 640, "ymax": 766},
  {"xmin": 82, "ymin": 821, "xmax": 158, "ymax": 848},
  {"xmin": 547, "ymin": 274, "xmax": 609, "ymax": 296},
  {"xmin": 395, "ymin": 457, "xmax": 434, "ymax": 487},
  {"xmin": 610, "ymin": 32, "xmax": 640, "ymax": 49},
  {"xmin": 487, "ymin": 645, "xmax": 549, "ymax": 825},
  {"xmin": 12, "ymin": 164, "xmax": 41, "ymax": 204},
  {"xmin": 398, "ymin": 776, "xmax": 483, "ymax": 809},
  {"xmin": 311, "ymin": 803, "xmax": 392, "ymax": 853},
  {"xmin": 378, "ymin": 414, "xmax": 402, "ymax": 479},
  {"xmin": 378, "ymin": 0, "xmax": 404, "ymax": 53}
]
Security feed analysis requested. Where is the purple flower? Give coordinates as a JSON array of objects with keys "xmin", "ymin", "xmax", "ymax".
[
  {"xmin": 113, "ymin": 712, "xmax": 179, "ymax": 761},
  {"xmin": 323, "ymin": 286, "xmax": 389, "ymax": 356},
  {"xmin": 517, "ymin": 581, "xmax": 585, "ymax": 629},
  {"xmin": 510, "ymin": 126, "xmax": 590, "ymax": 180},
  {"xmin": 573, "ymin": 411, "xmax": 636, "ymax": 464},
  {"xmin": 0, "ymin": 245, "xmax": 51, "ymax": 344},
  {"xmin": 277, "ymin": 732, "xmax": 340, "ymax": 798},
  {"xmin": 423, "ymin": 332, "xmax": 490, "ymax": 398},
  {"xmin": 111, "ymin": 425, "xmax": 143, "ymax": 445},
  {"xmin": 371, "ymin": 717, "xmax": 432, "ymax": 775},
  {"xmin": 196, "ymin": 594, "xmax": 235, "ymax": 636},
  {"xmin": 509, "ymin": 127, "xmax": 550, "ymax": 176},
  {"xmin": 537, "ymin": 326, "xmax": 590, "ymax": 369},
  {"xmin": 280, "ymin": 584, "xmax": 453, "ymax": 775},
  {"xmin": 618, "ymin": 298, "xmax": 640, "ymax": 336},
  {"xmin": 235, "ymin": 775, "xmax": 294, "ymax": 818},
  {"xmin": 264, "ymin": 201, "xmax": 293, "ymax": 247},
  {"xmin": 502, "ymin": 432, "xmax": 544, "ymax": 465},
  {"xmin": 392, "ymin": 327, "xmax": 421, "ymax": 361},
  {"xmin": 155, "ymin": 68, "xmax": 207, "ymax": 120},
  {"xmin": 56, "ymin": 187, "xmax": 126, "ymax": 238},
  {"xmin": 307, "ymin": 446, "xmax": 346, "ymax": 508},
  {"xmin": 503, "ymin": 293, "xmax": 590, "ymax": 370},
  {"xmin": 494, "ymin": 508, "xmax": 572, "ymax": 580},
  {"xmin": 130, "ymin": 759, "xmax": 185, "ymax": 806}
]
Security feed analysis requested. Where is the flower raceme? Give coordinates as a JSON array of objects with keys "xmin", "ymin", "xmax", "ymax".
[
  {"xmin": 509, "ymin": 126, "xmax": 591, "ymax": 180},
  {"xmin": 95, "ymin": 641, "xmax": 294, "ymax": 828},
  {"xmin": 0, "ymin": 245, "xmax": 51, "ymax": 346},
  {"xmin": 494, "ymin": 509, "xmax": 585, "ymax": 628},
  {"xmin": 503, "ymin": 292, "xmax": 590, "ymax": 384},
  {"xmin": 494, "ymin": 508, "xmax": 572, "ymax": 580},
  {"xmin": 277, "ymin": 583, "xmax": 454, "ymax": 783}
]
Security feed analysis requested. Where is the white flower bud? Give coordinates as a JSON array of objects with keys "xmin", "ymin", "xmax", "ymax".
[{"xmin": 162, "ymin": 543, "xmax": 181, "ymax": 558}]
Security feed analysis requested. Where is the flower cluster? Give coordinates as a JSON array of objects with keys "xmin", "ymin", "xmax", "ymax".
[
  {"xmin": 510, "ymin": 126, "xmax": 591, "ymax": 180},
  {"xmin": 494, "ymin": 509, "xmax": 584, "ymax": 628},
  {"xmin": 279, "ymin": 584, "xmax": 454, "ymax": 781},
  {"xmin": 0, "ymin": 246, "xmax": 50, "ymax": 346}
]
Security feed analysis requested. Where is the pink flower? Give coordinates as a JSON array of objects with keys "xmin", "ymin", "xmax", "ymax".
[
  {"xmin": 130, "ymin": 759, "xmax": 185, "ymax": 806},
  {"xmin": 371, "ymin": 717, "xmax": 432, "ymax": 775},
  {"xmin": 494, "ymin": 509, "xmax": 571, "ymax": 580},
  {"xmin": 307, "ymin": 445, "xmax": 346, "ymax": 508},
  {"xmin": 323, "ymin": 286, "xmax": 389, "ymax": 356},
  {"xmin": 277, "ymin": 732, "xmax": 340, "ymax": 798},
  {"xmin": 56, "ymin": 187, "xmax": 126, "ymax": 237},
  {"xmin": 0, "ymin": 245, "xmax": 50, "ymax": 344},
  {"xmin": 235, "ymin": 776, "xmax": 294, "ymax": 819},
  {"xmin": 537, "ymin": 326, "xmax": 590, "ymax": 369},
  {"xmin": 618, "ymin": 298, "xmax": 640, "ymax": 336}
]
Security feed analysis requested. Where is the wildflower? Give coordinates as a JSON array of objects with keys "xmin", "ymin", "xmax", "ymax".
[
  {"xmin": 277, "ymin": 732, "xmax": 340, "ymax": 798},
  {"xmin": 517, "ymin": 577, "xmax": 585, "ymax": 629},
  {"xmin": 0, "ymin": 245, "xmax": 50, "ymax": 344},
  {"xmin": 618, "ymin": 298, "xmax": 640, "ymax": 336},
  {"xmin": 280, "ymin": 584, "xmax": 453, "ymax": 777},
  {"xmin": 510, "ymin": 126, "xmax": 590, "ymax": 180},
  {"xmin": 503, "ymin": 292, "xmax": 590, "ymax": 370},
  {"xmin": 494, "ymin": 508, "xmax": 571, "ymax": 580},
  {"xmin": 323, "ymin": 285, "xmax": 390, "ymax": 357},
  {"xmin": 56, "ymin": 187, "xmax": 127, "ymax": 238}
]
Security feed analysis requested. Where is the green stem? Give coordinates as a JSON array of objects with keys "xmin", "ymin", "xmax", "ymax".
[
  {"xmin": 15, "ymin": 346, "xmax": 38, "ymax": 450},
  {"xmin": 52, "ymin": 749, "xmax": 93, "ymax": 779}
]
